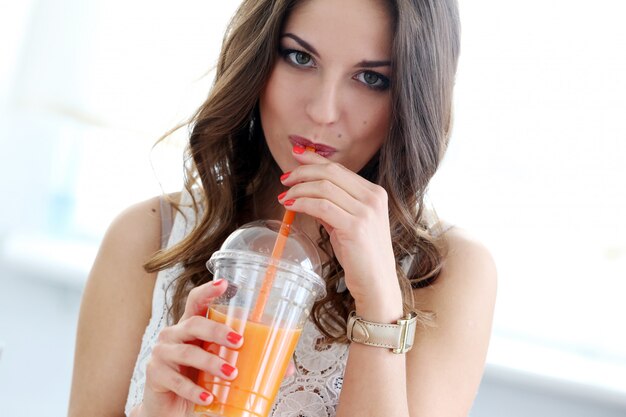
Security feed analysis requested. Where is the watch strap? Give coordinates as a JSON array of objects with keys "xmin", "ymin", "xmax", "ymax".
[{"xmin": 346, "ymin": 310, "xmax": 417, "ymax": 354}]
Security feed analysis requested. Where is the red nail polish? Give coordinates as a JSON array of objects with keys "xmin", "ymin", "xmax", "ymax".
[
  {"xmin": 221, "ymin": 363, "xmax": 236, "ymax": 377},
  {"xmin": 227, "ymin": 332, "xmax": 242, "ymax": 344},
  {"xmin": 284, "ymin": 199, "xmax": 295, "ymax": 207},
  {"xmin": 212, "ymin": 279, "xmax": 224, "ymax": 286},
  {"xmin": 200, "ymin": 391, "xmax": 211, "ymax": 402},
  {"xmin": 293, "ymin": 144, "xmax": 306, "ymax": 154},
  {"xmin": 277, "ymin": 191, "xmax": 287, "ymax": 200},
  {"xmin": 280, "ymin": 172, "xmax": 291, "ymax": 181}
]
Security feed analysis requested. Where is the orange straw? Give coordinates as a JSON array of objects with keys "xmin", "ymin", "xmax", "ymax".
[
  {"xmin": 250, "ymin": 209, "xmax": 296, "ymax": 322},
  {"xmin": 250, "ymin": 147, "xmax": 313, "ymax": 322}
]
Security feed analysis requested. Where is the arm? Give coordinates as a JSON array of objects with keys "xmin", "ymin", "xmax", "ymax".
[
  {"xmin": 279, "ymin": 148, "xmax": 496, "ymax": 416},
  {"xmin": 337, "ymin": 228, "xmax": 497, "ymax": 417},
  {"xmin": 406, "ymin": 228, "xmax": 497, "ymax": 416},
  {"xmin": 68, "ymin": 198, "xmax": 162, "ymax": 417}
]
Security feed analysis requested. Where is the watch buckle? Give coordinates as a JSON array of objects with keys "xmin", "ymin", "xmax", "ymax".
[{"xmin": 392, "ymin": 312, "xmax": 417, "ymax": 354}]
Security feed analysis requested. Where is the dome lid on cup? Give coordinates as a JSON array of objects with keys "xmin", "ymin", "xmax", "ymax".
[{"xmin": 206, "ymin": 220, "xmax": 326, "ymax": 297}]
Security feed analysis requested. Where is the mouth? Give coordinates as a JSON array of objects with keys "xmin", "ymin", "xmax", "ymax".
[{"xmin": 288, "ymin": 135, "xmax": 337, "ymax": 157}]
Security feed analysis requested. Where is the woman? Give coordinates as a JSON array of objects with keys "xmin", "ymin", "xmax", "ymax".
[{"xmin": 68, "ymin": 0, "xmax": 497, "ymax": 416}]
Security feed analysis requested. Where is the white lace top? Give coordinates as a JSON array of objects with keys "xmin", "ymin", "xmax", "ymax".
[{"xmin": 124, "ymin": 193, "xmax": 349, "ymax": 416}]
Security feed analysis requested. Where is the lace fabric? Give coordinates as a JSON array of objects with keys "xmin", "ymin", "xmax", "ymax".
[{"xmin": 271, "ymin": 320, "xmax": 348, "ymax": 417}]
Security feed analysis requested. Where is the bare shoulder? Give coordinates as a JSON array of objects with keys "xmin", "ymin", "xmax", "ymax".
[
  {"xmin": 411, "ymin": 224, "xmax": 497, "ymax": 330},
  {"xmin": 441, "ymin": 226, "xmax": 497, "ymax": 288},
  {"xmin": 68, "ymin": 193, "xmax": 179, "ymax": 416},
  {"xmin": 105, "ymin": 197, "xmax": 161, "ymax": 253},
  {"xmin": 417, "ymin": 225, "xmax": 497, "ymax": 304},
  {"xmin": 103, "ymin": 191, "xmax": 181, "ymax": 255},
  {"xmin": 405, "ymin": 226, "xmax": 497, "ymax": 416}
]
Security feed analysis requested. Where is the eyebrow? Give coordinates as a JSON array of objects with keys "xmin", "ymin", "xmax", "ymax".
[
  {"xmin": 355, "ymin": 59, "xmax": 391, "ymax": 68},
  {"xmin": 282, "ymin": 33, "xmax": 320, "ymax": 57},
  {"xmin": 281, "ymin": 33, "xmax": 391, "ymax": 69}
]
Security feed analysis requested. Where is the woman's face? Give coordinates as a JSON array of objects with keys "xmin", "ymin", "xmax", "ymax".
[{"xmin": 259, "ymin": 0, "xmax": 393, "ymax": 174}]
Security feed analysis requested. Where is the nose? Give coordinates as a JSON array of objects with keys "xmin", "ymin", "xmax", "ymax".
[{"xmin": 305, "ymin": 76, "xmax": 341, "ymax": 126}]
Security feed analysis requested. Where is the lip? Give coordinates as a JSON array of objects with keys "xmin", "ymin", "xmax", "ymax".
[{"xmin": 288, "ymin": 135, "xmax": 337, "ymax": 157}]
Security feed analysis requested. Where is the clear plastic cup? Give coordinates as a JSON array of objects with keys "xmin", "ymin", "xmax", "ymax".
[{"xmin": 194, "ymin": 220, "xmax": 326, "ymax": 417}]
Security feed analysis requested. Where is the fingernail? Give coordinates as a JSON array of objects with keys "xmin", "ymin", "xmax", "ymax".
[
  {"xmin": 293, "ymin": 144, "xmax": 306, "ymax": 154},
  {"xmin": 221, "ymin": 363, "xmax": 236, "ymax": 377},
  {"xmin": 200, "ymin": 391, "xmax": 211, "ymax": 402},
  {"xmin": 280, "ymin": 171, "xmax": 291, "ymax": 181},
  {"xmin": 284, "ymin": 199, "xmax": 295, "ymax": 207},
  {"xmin": 227, "ymin": 332, "xmax": 243, "ymax": 344},
  {"xmin": 212, "ymin": 279, "xmax": 224, "ymax": 286},
  {"xmin": 277, "ymin": 191, "xmax": 287, "ymax": 201}
]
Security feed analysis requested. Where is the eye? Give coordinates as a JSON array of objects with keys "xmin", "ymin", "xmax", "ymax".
[
  {"xmin": 281, "ymin": 48, "xmax": 316, "ymax": 68},
  {"xmin": 293, "ymin": 51, "xmax": 312, "ymax": 66},
  {"xmin": 355, "ymin": 71, "xmax": 390, "ymax": 91}
]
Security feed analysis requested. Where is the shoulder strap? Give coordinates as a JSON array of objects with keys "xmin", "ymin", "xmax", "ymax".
[{"xmin": 159, "ymin": 195, "xmax": 174, "ymax": 249}]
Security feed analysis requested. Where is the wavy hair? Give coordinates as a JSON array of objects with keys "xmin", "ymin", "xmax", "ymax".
[{"xmin": 145, "ymin": 0, "xmax": 461, "ymax": 341}]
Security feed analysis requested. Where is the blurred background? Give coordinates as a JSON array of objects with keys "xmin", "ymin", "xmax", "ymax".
[{"xmin": 0, "ymin": 1, "xmax": 624, "ymax": 416}]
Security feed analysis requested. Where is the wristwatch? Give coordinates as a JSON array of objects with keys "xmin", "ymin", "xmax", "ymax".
[{"xmin": 346, "ymin": 310, "xmax": 418, "ymax": 354}]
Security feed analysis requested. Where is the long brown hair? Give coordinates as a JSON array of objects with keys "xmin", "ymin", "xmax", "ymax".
[{"xmin": 145, "ymin": 0, "xmax": 461, "ymax": 341}]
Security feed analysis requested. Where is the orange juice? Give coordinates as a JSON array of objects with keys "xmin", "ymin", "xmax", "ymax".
[{"xmin": 195, "ymin": 307, "xmax": 302, "ymax": 417}]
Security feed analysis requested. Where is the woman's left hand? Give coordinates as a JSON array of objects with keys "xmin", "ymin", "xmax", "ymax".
[{"xmin": 278, "ymin": 146, "xmax": 402, "ymax": 313}]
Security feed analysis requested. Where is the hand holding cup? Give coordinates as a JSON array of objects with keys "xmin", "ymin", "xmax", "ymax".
[{"xmin": 133, "ymin": 280, "xmax": 242, "ymax": 417}]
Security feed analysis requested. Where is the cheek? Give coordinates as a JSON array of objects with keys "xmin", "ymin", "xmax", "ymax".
[
  {"xmin": 260, "ymin": 79, "xmax": 281, "ymax": 125},
  {"xmin": 261, "ymin": 67, "xmax": 302, "ymax": 114},
  {"xmin": 259, "ymin": 87, "xmax": 285, "ymax": 145},
  {"xmin": 259, "ymin": 70, "xmax": 298, "ymax": 171},
  {"xmin": 353, "ymin": 101, "xmax": 390, "ymax": 144},
  {"xmin": 261, "ymin": 81, "xmax": 300, "ymax": 144}
]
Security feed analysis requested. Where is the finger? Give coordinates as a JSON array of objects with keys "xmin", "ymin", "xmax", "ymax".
[
  {"xmin": 180, "ymin": 279, "xmax": 228, "ymax": 321},
  {"xmin": 279, "ymin": 196, "xmax": 353, "ymax": 232},
  {"xmin": 154, "ymin": 342, "xmax": 239, "ymax": 381},
  {"xmin": 280, "ymin": 152, "xmax": 375, "ymax": 199},
  {"xmin": 278, "ymin": 179, "xmax": 361, "ymax": 217},
  {"xmin": 158, "ymin": 315, "xmax": 244, "ymax": 347},
  {"xmin": 145, "ymin": 359, "xmax": 215, "ymax": 406}
]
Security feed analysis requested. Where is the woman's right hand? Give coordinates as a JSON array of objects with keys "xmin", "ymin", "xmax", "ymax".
[{"xmin": 132, "ymin": 279, "xmax": 243, "ymax": 417}]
